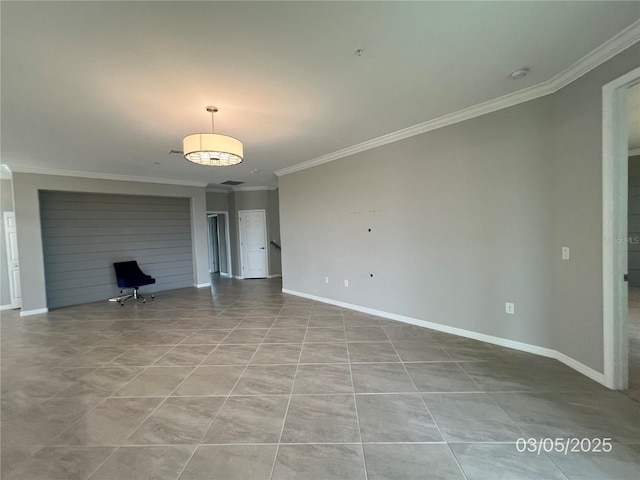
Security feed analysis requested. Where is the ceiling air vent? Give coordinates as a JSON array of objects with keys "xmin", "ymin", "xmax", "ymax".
[{"xmin": 221, "ymin": 180, "xmax": 244, "ymax": 185}]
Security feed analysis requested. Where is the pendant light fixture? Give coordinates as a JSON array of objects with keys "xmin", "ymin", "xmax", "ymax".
[{"xmin": 183, "ymin": 106, "xmax": 243, "ymax": 166}]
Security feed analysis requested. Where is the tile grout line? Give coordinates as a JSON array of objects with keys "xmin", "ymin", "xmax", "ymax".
[
  {"xmin": 455, "ymin": 360, "xmax": 498, "ymax": 393},
  {"xmin": 78, "ymin": 312, "xmax": 240, "ymax": 476},
  {"xmin": 38, "ymin": 440, "xmax": 530, "ymax": 448},
  {"xmin": 174, "ymin": 301, "xmax": 284, "ymax": 480},
  {"xmin": 384, "ymin": 330, "xmax": 470, "ymax": 480},
  {"xmin": 84, "ymin": 445, "xmax": 122, "ymax": 480},
  {"xmin": 267, "ymin": 304, "xmax": 312, "ymax": 480},
  {"xmin": 45, "ymin": 362, "xmax": 151, "ymax": 447},
  {"xmin": 6, "ymin": 284, "xmax": 629, "ymax": 480},
  {"xmin": 345, "ymin": 318, "xmax": 370, "ymax": 480},
  {"xmin": 485, "ymin": 392, "xmax": 573, "ymax": 480},
  {"xmin": 45, "ymin": 318, "xmax": 209, "ymax": 446},
  {"xmin": 71, "ymin": 314, "xmax": 196, "ymax": 480}
]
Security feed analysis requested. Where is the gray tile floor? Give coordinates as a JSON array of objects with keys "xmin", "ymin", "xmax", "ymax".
[{"xmin": 1, "ymin": 277, "xmax": 638, "ymax": 479}]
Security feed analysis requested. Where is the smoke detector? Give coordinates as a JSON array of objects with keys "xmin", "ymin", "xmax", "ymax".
[{"xmin": 509, "ymin": 67, "xmax": 530, "ymax": 80}]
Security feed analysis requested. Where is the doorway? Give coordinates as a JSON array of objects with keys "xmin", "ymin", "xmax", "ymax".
[
  {"xmin": 207, "ymin": 212, "xmax": 231, "ymax": 277},
  {"xmin": 626, "ymin": 83, "xmax": 640, "ymax": 400},
  {"xmin": 238, "ymin": 209, "xmax": 268, "ymax": 279},
  {"xmin": 602, "ymin": 67, "xmax": 640, "ymax": 391},
  {"xmin": 3, "ymin": 212, "xmax": 21, "ymax": 309}
]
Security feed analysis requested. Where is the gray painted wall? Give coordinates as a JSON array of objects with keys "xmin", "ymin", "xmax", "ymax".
[
  {"xmin": 279, "ymin": 44, "xmax": 639, "ymax": 375},
  {"xmin": 229, "ymin": 190, "xmax": 281, "ymax": 277},
  {"xmin": 11, "ymin": 173, "xmax": 210, "ymax": 313},
  {"xmin": 232, "ymin": 190, "xmax": 268, "ymax": 276},
  {"xmin": 268, "ymin": 189, "xmax": 282, "ymax": 276},
  {"xmin": 206, "ymin": 191, "xmax": 229, "ymax": 211},
  {"xmin": 280, "ymin": 96, "xmax": 555, "ymax": 347},
  {"xmin": 0, "ymin": 179, "xmax": 14, "ymax": 307},
  {"xmin": 551, "ymin": 45, "xmax": 639, "ymax": 372},
  {"xmin": 628, "ymin": 155, "xmax": 640, "ymax": 287},
  {"xmin": 39, "ymin": 191, "xmax": 193, "ymax": 308}
]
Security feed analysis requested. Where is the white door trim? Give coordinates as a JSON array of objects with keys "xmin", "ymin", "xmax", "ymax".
[
  {"xmin": 238, "ymin": 209, "xmax": 269, "ymax": 279},
  {"xmin": 602, "ymin": 67, "xmax": 640, "ymax": 389},
  {"xmin": 207, "ymin": 211, "xmax": 232, "ymax": 278},
  {"xmin": 3, "ymin": 211, "xmax": 22, "ymax": 309}
]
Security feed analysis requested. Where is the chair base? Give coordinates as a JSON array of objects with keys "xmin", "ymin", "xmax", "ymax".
[{"xmin": 116, "ymin": 288, "xmax": 154, "ymax": 306}]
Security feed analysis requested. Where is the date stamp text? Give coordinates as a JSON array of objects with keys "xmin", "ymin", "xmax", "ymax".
[{"xmin": 516, "ymin": 438, "xmax": 613, "ymax": 455}]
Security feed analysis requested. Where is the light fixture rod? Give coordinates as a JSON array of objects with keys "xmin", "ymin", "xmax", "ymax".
[{"xmin": 206, "ymin": 106, "xmax": 218, "ymax": 133}]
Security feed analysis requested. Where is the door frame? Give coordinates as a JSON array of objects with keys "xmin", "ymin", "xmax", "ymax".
[
  {"xmin": 602, "ymin": 67, "xmax": 640, "ymax": 389},
  {"xmin": 238, "ymin": 209, "xmax": 269, "ymax": 279},
  {"xmin": 208, "ymin": 215, "xmax": 219, "ymax": 273},
  {"xmin": 3, "ymin": 211, "xmax": 22, "ymax": 309},
  {"xmin": 207, "ymin": 211, "xmax": 232, "ymax": 278}
]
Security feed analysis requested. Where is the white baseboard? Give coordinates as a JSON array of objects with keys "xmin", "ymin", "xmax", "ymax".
[
  {"xmin": 219, "ymin": 273, "xmax": 231, "ymax": 278},
  {"xmin": 0, "ymin": 304, "xmax": 14, "ymax": 311},
  {"xmin": 20, "ymin": 308, "xmax": 49, "ymax": 317},
  {"xmin": 195, "ymin": 282, "xmax": 211, "ymax": 288},
  {"xmin": 234, "ymin": 275, "xmax": 281, "ymax": 280},
  {"xmin": 267, "ymin": 274, "xmax": 282, "ymax": 279},
  {"xmin": 554, "ymin": 351, "xmax": 606, "ymax": 385},
  {"xmin": 282, "ymin": 288, "xmax": 607, "ymax": 387}
]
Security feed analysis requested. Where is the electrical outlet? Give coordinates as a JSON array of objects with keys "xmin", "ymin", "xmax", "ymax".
[
  {"xmin": 344, "ymin": 279, "xmax": 349, "ymax": 287},
  {"xmin": 505, "ymin": 302, "xmax": 515, "ymax": 315},
  {"xmin": 562, "ymin": 247, "xmax": 570, "ymax": 260},
  {"xmin": 324, "ymin": 277, "xmax": 329, "ymax": 284}
]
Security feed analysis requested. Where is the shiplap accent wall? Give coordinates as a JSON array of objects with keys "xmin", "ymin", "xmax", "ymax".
[
  {"xmin": 629, "ymin": 155, "xmax": 640, "ymax": 287},
  {"xmin": 39, "ymin": 191, "xmax": 193, "ymax": 308}
]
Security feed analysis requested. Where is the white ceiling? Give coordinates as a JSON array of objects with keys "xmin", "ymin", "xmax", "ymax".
[{"xmin": 2, "ymin": 1, "xmax": 639, "ymax": 188}]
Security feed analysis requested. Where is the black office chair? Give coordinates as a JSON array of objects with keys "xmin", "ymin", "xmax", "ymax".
[{"xmin": 113, "ymin": 261, "xmax": 156, "ymax": 306}]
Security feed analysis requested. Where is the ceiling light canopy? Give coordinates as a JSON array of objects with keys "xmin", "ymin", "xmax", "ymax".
[
  {"xmin": 183, "ymin": 106, "xmax": 243, "ymax": 166},
  {"xmin": 509, "ymin": 67, "xmax": 530, "ymax": 80}
]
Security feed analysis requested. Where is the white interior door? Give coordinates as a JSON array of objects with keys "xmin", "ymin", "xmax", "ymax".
[
  {"xmin": 239, "ymin": 210, "xmax": 268, "ymax": 278},
  {"xmin": 3, "ymin": 212, "xmax": 22, "ymax": 309}
]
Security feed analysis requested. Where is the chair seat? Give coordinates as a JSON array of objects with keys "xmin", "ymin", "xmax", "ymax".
[{"xmin": 117, "ymin": 276, "xmax": 156, "ymax": 289}]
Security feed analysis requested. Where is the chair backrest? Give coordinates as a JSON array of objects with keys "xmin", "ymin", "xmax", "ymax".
[
  {"xmin": 113, "ymin": 261, "xmax": 146, "ymax": 279},
  {"xmin": 113, "ymin": 260, "xmax": 155, "ymax": 289}
]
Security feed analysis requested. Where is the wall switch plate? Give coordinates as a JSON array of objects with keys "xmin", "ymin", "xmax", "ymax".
[
  {"xmin": 505, "ymin": 302, "xmax": 515, "ymax": 315},
  {"xmin": 562, "ymin": 247, "xmax": 570, "ymax": 260},
  {"xmin": 344, "ymin": 279, "xmax": 349, "ymax": 287},
  {"xmin": 324, "ymin": 277, "xmax": 329, "ymax": 284}
]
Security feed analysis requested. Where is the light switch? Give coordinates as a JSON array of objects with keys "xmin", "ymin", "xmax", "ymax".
[{"xmin": 562, "ymin": 247, "xmax": 570, "ymax": 260}]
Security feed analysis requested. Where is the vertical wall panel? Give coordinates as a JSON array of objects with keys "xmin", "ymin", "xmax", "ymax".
[{"xmin": 40, "ymin": 191, "xmax": 193, "ymax": 308}]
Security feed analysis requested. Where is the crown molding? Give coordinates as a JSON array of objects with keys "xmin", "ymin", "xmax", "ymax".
[
  {"xmin": 0, "ymin": 165, "xmax": 12, "ymax": 180},
  {"xmin": 7, "ymin": 166, "xmax": 208, "ymax": 188},
  {"xmin": 232, "ymin": 185, "xmax": 278, "ymax": 192},
  {"xmin": 275, "ymin": 82, "xmax": 552, "ymax": 177},
  {"xmin": 276, "ymin": 20, "xmax": 640, "ymax": 178},
  {"xmin": 629, "ymin": 148, "xmax": 640, "ymax": 157},
  {"xmin": 549, "ymin": 19, "xmax": 640, "ymax": 91}
]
